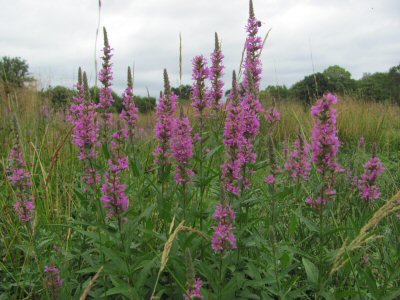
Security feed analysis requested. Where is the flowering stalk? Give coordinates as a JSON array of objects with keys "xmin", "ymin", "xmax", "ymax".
[
  {"xmin": 208, "ymin": 33, "xmax": 224, "ymax": 112},
  {"xmin": 212, "ymin": 203, "xmax": 237, "ymax": 254},
  {"xmin": 191, "ymin": 55, "xmax": 210, "ymax": 229},
  {"xmin": 120, "ymin": 66, "xmax": 138, "ymax": 142},
  {"xmin": 171, "ymin": 111, "xmax": 194, "ymax": 185},
  {"xmin": 68, "ymin": 70, "xmax": 100, "ymax": 187},
  {"xmin": 240, "ymin": 0, "xmax": 264, "ymax": 188},
  {"xmin": 221, "ymin": 71, "xmax": 245, "ymax": 196},
  {"xmin": 101, "ymin": 128, "xmax": 129, "ymax": 219},
  {"xmin": 285, "ymin": 132, "xmax": 311, "ymax": 184},
  {"xmin": 171, "ymin": 108, "xmax": 194, "ymax": 218},
  {"xmin": 184, "ymin": 249, "xmax": 204, "ymax": 300},
  {"xmin": 154, "ymin": 69, "xmax": 177, "ymax": 180},
  {"xmin": 7, "ymin": 141, "xmax": 35, "ymax": 223},
  {"xmin": 306, "ymin": 92, "xmax": 342, "ymax": 287},
  {"xmin": 306, "ymin": 93, "xmax": 343, "ymax": 207},
  {"xmin": 98, "ymin": 27, "xmax": 115, "ymax": 145},
  {"xmin": 264, "ymin": 106, "xmax": 281, "ymax": 131},
  {"xmin": 357, "ymin": 144, "xmax": 385, "ymax": 201},
  {"xmin": 265, "ymin": 136, "xmax": 281, "ymax": 292},
  {"xmin": 44, "ymin": 265, "xmax": 62, "ymax": 299}
]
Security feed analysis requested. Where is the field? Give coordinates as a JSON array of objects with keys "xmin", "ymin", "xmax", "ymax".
[{"xmin": 1, "ymin": 2, "xmax": 400, "ymax": 299}]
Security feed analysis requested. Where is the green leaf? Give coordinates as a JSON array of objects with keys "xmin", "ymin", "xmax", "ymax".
[
  {"xmin": 102, "ymin": 143, "xmax": 110, "ymax": 160},
  {"xmin": 302, "ymin": 258, "xmax": 319, "ymax": 285},
  {"xmin": 293, "ymin": 209, "xmax": 318, "ymax": 233},
  {"xmin": 205, "ymin": 145, "xmax": 223, "ymax": 160}
]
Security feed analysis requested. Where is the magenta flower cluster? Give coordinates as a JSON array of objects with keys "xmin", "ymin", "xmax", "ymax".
[
  {"xmin": 285, "ymin": 136, "xmax": 311, "ymax": 182},
  {"xmin": 44, "ymin": 265, "xmax": 63, "ymax": 287},
  {"xmin": 154, "ymin": 92, "xmax": 178, "ymax": 166},
  {"xmin": 98, "ymin": 40, "xmax": 114, "ymax": 110},
  {"xmin": 98, "ymin": 28, "xmax": 115, "ymax": 142},
  {"xmin": 120, "ymin": 84, "xmax": 138, "ymax": 140},
  {"xmin": 191, "ymin": 55, "xmax": 210, "ymax": 113},
  {"xmin": 307, "ymin": 93, "xmax": 343, "ymax": 207},
  {"xmin": 222, "ymin": 78, "xmax": 246, "ymax": 195},
  {"xmin": 7, "ymin": 145, "xmax": 35, "ymax": 222},
  {"xmin": 240, "ymin": 8, "xmax": 263, "ymax": 176},
  {"xmin": 265, "ymin": 107, "xmax": 281, "ymax": 126},
  {"xmin": 358, "ymin": 155, "xmax": 385, "ymax": 201},
  {"xmin": 212, "ymin": 204, "xmax": 237, "ymax": 254},
  {"xmin": 184, "ymin": 278, "xmax": 204, "ymax": 300},
  {"xmin": 101, "ymin": 130, "xmax": 129, "ymax": 219},
  {"xmin": 171, "ymin": 114, "xmax": 194, "ymax": 185},
  {"xmin": 70, "ymin": 92, "xmax": 99, "ymax": 161},
  {"xmin": 68, "ymin": 75, "xmax": 100, "ymax": 186},
  {"xmin": 208, "ymin": 39, "xmax": 224, "ymax": 111}
]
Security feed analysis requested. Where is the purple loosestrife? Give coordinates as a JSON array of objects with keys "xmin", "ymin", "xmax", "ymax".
[
  {"xmin": 221, "ymin": 71, "xmax": 246, "ymax": 195},
  {"xmin": 184, "ymin": 249, "xmax": 204, "ymax": 300},
  {"xmin": 285, "ymin": 133, "xmax": 311, "ymax": 182},
  {"xmin": 191, "ymin": 55, "xmax": 210, "ymax": 114},
  {"xmin": 212, "ymin": 203, "xmax": 237, "ymax": 254},
  {"xmin": 307, "ymin": 93, "xmax": 343, "ymax": 207},
  {"xmin": 184, "ymin": 278, "xmax": 204, "ymax": 300},
  {"xmin": 154, "ymin": 69, "xmax": 177, "ymax": 168},
  {"xmin": 44, "ymin": 265, "xmax": 63, "ymax": 287},
  {"xmin": 69, "ymin": 70, "xmax": 100, "ymax": 186},
  {"xmin": 7, "ymin": 143, "xmax": 35, "ymax": 222},
  {"xmin": 265, "ymin": 136, "xmax": 280, "ymax": 186},
  {"xmin": 44, "ymin": 265, "xmax": 62, "ymax": 300},
  {"xmin": 101, "ymin": 128, "xmax": 129, "ymax": 219},
  {"xmin": 208, "ymin": 33, "xmax": 224, "ymax": 112},
  {"xmin": 120, "ymin": 66, "xmax": 138, "ymax": 140},
  {"xmin": 171, "ymin": 108, "xmax": 194, "ymax": 185},
  {"xmin": 67, "ymin": 67, "xmax": 84, "ymax": 123},
  {"xmin": 265, "ymin": 107, "xmax": 281, "ymax": 127},
  {"xmin": 98, "ymin": 27, "xmax": 115, "ymax": 141},
  {"xmin": 191, "ymin": 55, "xmax": 210, "ymax": 228},
  {"xmin": 358, "ymin": 144, "xmax": 385, "ymax": 201},
  {"xmin": 240, "ymin": 0, "xmax": 264, "ymax": 186}
]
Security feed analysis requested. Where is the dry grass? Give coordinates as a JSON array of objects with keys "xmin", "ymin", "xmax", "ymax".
[{"xmin": 331, "ymin": 191, "xmax": 400, "ymax": 274}]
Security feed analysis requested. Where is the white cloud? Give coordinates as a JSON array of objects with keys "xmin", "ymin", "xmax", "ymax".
[{"xmin": 0, "ymin": 0, "xmax": 399, "ymax": 96}]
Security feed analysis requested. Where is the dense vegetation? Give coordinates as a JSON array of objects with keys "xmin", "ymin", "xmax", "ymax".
[{"xmin": 1, "ymin": 1, "xmax": 400, "ymax": 299}]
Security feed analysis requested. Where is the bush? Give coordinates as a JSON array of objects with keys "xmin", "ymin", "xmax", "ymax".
[
  {"xmin": 134, "ymin": 96, "xmax": 156, "ymax": 113},
  {"xmin": 171, "ymin": 84, "xmax": 192, "ymax": 101},
  {"xmin": 46, "ymin": 86, "xmax": 75, "ymax": 109}
]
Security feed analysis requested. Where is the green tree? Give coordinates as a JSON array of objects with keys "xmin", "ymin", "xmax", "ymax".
[
  {"xmin": 264, "ymin": 85, "xmax": 289, "ymax": 101},
  {"xmin": 388, "ymin": 64, "xmax": 400, "ymax": 104},
  {"xmin": 47, "ymin": 85, "xmax": 75, "ymax": 109},
  {"xmin": 356, "ymin": 72, "xmax": 391, "ymax": 102},
  {"xmin": 0, "ymin": 56, "xmax": 32, "ymax": 92},
  {"xmin": 290, "ymin": 72, "xmax": 330, "ymax": 106},
  {"xmin": 323, "ymin": 65, "xmax": 356, "ymax": 94},
  {"xmin": 171, "ymin": 84, "xmax": 192, "ymax": 101}
]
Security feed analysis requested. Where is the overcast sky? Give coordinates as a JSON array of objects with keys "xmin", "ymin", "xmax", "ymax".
[{"xmin": 1, "ymin": 0, "xmax": 399, "ymax": 96}]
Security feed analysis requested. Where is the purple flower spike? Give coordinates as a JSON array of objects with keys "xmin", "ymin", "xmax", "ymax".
[
  {"xmin": 212, "ymin": 204, "xmax": 237, "ymax": 254},
  {"xmin": 171, "ymin": 109, "xmax": 194, "ymax": 185},
  {"xmin": 7, "ymin": 144, "xmax": 35, "ymax": 222}
]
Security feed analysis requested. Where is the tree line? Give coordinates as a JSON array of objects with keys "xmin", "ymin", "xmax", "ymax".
[
  {"xmin": 1, "ymin": 56, "xmax": 399, "ymax": 109},
  {"xmin": 264, "ymin": 64, "xmax": 400, "ymax": 105}
]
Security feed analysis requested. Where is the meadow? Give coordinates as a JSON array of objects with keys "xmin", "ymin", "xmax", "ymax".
[{"xmin": 1, "ymin": 1, "xmax": 400, "ymax": 299}]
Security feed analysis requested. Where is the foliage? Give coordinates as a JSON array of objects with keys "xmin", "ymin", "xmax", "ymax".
[
  {"xmin": 323, "ymin": 65, "xmax": 356, "ymax": 93},
  {"xmin": 264, "ymin": 85, "xmax": 290, "ymax": 101},
  {"xmin": 286, "ymin": 64, "xmax": 400, "ymax": 104},
  {"xmin": 290, "ymin": 72, "xmax": 330, "ymax": 105},
  {"xmin": 0, "ymin": 56, "xmax": 32, "ymax": 91},
  {"xmin": 172, "ymin": 84, "xmax": 193, "ymax": 101},
  {"xmin": 45, "ymin": 85, "xmax": 76, "ymax": 108}
]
